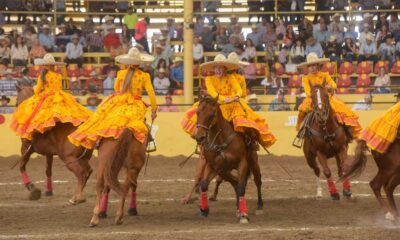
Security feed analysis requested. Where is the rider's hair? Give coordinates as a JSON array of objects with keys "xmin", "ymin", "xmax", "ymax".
[{"xmin": 121, "ymin": 67, "xmax": 135, "ymax": 94}]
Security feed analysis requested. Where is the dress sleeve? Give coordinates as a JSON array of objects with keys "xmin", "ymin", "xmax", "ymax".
[
  {"xmin": 143, "ymin": 73, "xmax": 157, "ymax": 112},
  {"xmin": 34, "ymin": 75, "xmax": 43, "ymax": 95},
  {"xmin": 230, "ymin": 75, "xmax": 243, "ymax": 98},
  {"xmin": 114, "ymin": 70, "xmax": 124, "ymax": 93},
  {"xmin": 302, "ymin": 75, "xmax": 311, "ymax": 97},
  {"xmin": 325, "ymin": 72, "xmax": 337, "ymax": 90},
  {"xmin": 205, "ymin": 76, "xmax": 225, "ymax": 104}
]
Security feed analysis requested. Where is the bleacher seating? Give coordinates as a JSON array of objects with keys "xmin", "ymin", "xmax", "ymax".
[
  {"xmin": 355, "ymin": 74, "xmax": 372, "ymax": 94},
  {"xmin": 336, "ymin": 74, "xmax": 352, "ymax": 94},
  {"xmin": 357, "ymin": 62, "xmax": 373, "ymax": 75},
  {"xmin": 321, "ymin": 62, "xmax": 336, "ymax": 75},
  {"xmin": 287, "ymin": 73, "xmax": 302, "ymax": 95},
  {"xmin": 374, "ymin": 61, "xmax": 389, "ymax": 74},
  {"xmin": 339, "ymin": 62, "xmax": 354, "ymax": 74}
]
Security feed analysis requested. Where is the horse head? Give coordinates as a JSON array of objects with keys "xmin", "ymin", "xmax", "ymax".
[
  {"xmin": 195, "ymin": 95, "xmax": 219, "ymax": 144},
  {"xmin": 15, "ymin": 80, "xmax": 34, "ymax": 107},
  {"xmin": 311, "ymin": 84, "xmax": 330, "ymax": 124}
]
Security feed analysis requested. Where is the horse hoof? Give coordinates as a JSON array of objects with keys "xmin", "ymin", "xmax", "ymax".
[
  {"xmin": 330, "ymin": 192, "xmax": 340, "ymax": 201},
  {"xmin": 115, "ymin": 218, "xmax": 124, "ymax": 225},
  {"xmin": 28, "ymin": 188, "xmax": 42, "ymax": 200},
  {"xmin": 69, "ymin": 198, "xmax": 86, "ymax": 205},
  {"xmin": 128, "ymin": 208, "xmax": 138, "ymax": 216},
  {"xmin": 255, "ymin": 209, "xmax": 264, "ymax": 216},
  {"xmin": 199, "ymin": 208, "xmax": 209, "ymax": 217},
  {"xmin": 343, "ymin": 189, "xmax": 352, "ymax": 199},
  {"xmin": 44, "ymin": 191, "xmax": 53, "ymax": 196},
  {"xmin": 239, "ymin": 214, "xmax": 249, "ymax": 224},
  {"xmin": 209, "ymin": 196, "xmax": 217, "ymax": 202},
  {"xmin": 89, "ymin": 222, "xmax": 97, "ymax": 228},
  {"xmin": 385, "ymin": 212, "xmax": 396, "ymax": 221},
  {"xmin": 99, "ymin": 211, "xmax": 107, "ymax": 219}
]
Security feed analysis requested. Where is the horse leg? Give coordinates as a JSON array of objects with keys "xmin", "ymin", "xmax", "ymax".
[
  {"xmin": 317, "ymin": 152, "xmax": 339, "ymax": 200},
  {"xmin": 19, "ymin": 141, "xmax": 41, "ymax": 200},
  {"xmin": 89, "ymin": 159, "xmax": 106, "ymax": 227},
  {"xmin": 335, "ymin": 151, "xmax": 352, "ymax": 199},
  {"xmin": 383, "ymin": 171, "xmax": 400, "ymax": 221},
  {"xmin": 44, "ymin": 155, "xmax": 54, "ymax": 196},
  {"xmin": 305, "ymin": 152, "xmax": 322, "ymax": 199},
  {"xmin": 98, "ymin": 186, "xmax": 110, "ymax": 218},
  {"xmin": 209, "ymin": 175, "xmax": 223, "ymax": 202},
  {"xmin": 199, "ymin": 163, "xmax": 217, "ymax": 217},
  {"xmin": 65, "ymin": 156, "xmax": 92, "ymax": 205},
  {"xmin": 237, "ymin": 157, "xmax": 250, "ymax": 224},
  {"xmin": 370, "ymin": 169, "xmax": 393, "ymax": 218},
  {"xmin": 248, "ymin": 150, "xmax": 264, "ymax": 214},
  {"xmin": 115, "ymin": 175, "xmax": 130, "ymax": 225},
  {"xmin": 128, "ymin": 169, "xmax": 141, "ymax": 216},
  {"xmin": 182, "ymin": 153, "xmax": 206, "ymax": 204}
]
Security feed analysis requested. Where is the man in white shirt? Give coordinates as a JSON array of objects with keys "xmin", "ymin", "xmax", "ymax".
[
  {"xmin": 103, "ymin": 70, "xmax": 116, "ymax": 96},
  {"xmin": 352, "ymin": 94, "xmax": 373, "ymax": 111},
  {"xmin": 193, "ymin": 35, "xmax": 204, "ymax": 64},
  {"xmin": 153, "ymin": 68, "xmax": 170, "ymax": 95},
  {"xmin": 65, "ymin": 34, "xmax": 83, "ymax": 68}
]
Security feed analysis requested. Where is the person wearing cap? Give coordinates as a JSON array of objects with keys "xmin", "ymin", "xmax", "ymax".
[
  {"xmin": 123, "ymin": 7, "xmax": 139, "ymax": 40},
  {"xmin": 342, "ymin": 35, "xmax": 357, "ymax": 62},
  {"xmin": 324, "ymin": 35, "xmax": 341, "ymax": 64},
  {"xmin": 0, "ymin": 95, "xmax": 12, "ymax": 114},
  {"xmin": 158, "ymin": 95, "xmax": 179, "ymax": 112},
  {"xmin": 359, "ymin": 23, "xmax": 373, "ymax": 46},
  {"xmin": 103, "ymin": 25, "xmax": 122, "ymax": 51},
  {"xmin": 374, "ymin": 66, "xmax": 391, "ymax": 93},
  {"xmin": 10, "ymin": 54, "xmax": 91, "ymax": 140},
  {"xmin": 378, "ymin": 34, "xmax": 396, "ymax": 67},
  {"xmin": 248, "ymin": 94, "xmax": 261, "ymax": 112},
  {"xmin": 0, "ymin": 35, "xmax": 11, "ymax": 65},
  {"xmin": 193, "ymin": 35, "xmax": 204, "ymax": 64},
  {"xmin": 269, "ymin": 90, "xmax": 290, "ymax": 112},
  {"xmin": 246, "ymin": 24, "xmax": 263, "ymax": 51},
  {"xmin": 153, "ymin": 68, "xmax": 170, "ymax": 95},
  {"xmin": 358, "ymin": 99, "xmax": 400, "ymax": 154},
  {"xmin": 352, "ymin": 94, "xmax": 373, "ymax": 111},
  {"xmin": 68, "ymin": 47, "xmax": 157, "ymax": 149},
  {"xmin": 151, "ymin": 44, "xmax": 168, "ymax": 69},
  {"xmin": 86, "ymin": 28, "xmax": 103, "ymax": 52},
  {"xmin": 358, "ymin": 33, "xmax": 378, "ymax": 64},
  {"xmin": 101, "ymin": 15, "xmax": 115, "ymax": 36},
  {"xmin": 65, "ymin": 34, "xmax": 83, "ymax": 68},
  {"xmin": 296, "ymin": 53, "xmax": 361, "ymax": 140},
  {"xmin": 38, "ymin": 25, "xmax": 55, "ymax": 52},
  {"xmin": 55, "ymin": 24, "xmax": 71, "ymax": 52},
  {"xmin": 261, "ymin": 68, "xmax": 285, "ymax": 95},
  {"xmin": 170, "ymin": 57, "xmax": 184, "ymax": 89},
  {"xmin": 305, "ymin": 37, "xmax": 323, "ymax": 58},
  {"xmin": 328, "ymin": 13, "xmax": 346, "ymax": 33},
  {"xmin": 159, "ymin": 35, "xmax": 173, "ymax": 61},
  {"xmin": 135, "ymin": 17, "xmax": 150, "ymax": 53}
]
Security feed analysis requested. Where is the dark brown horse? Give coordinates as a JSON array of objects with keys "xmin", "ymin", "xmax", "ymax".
[
  {"xmin": 195, "ymin": 96, "xmax": 263, "ymax": 223},
  {"xmin": 89, "ymin": 129, "xmax": 147, "ymax": 227},
  {"xmin": 14, "ymin": 82, "xmax": 93, "ymax": 204},
  {"xmin": 342, "ymin": 139, "xmax": 400, "ymax": 221},
  {"xmin": 302, "ymin": 85, "xmax": 352, "ymax": 200}
]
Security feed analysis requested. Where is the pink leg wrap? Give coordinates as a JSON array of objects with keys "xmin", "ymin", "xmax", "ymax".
[
  {"xmin": 99, "ymin": 193, "xmax": 108, "ymax": 213},
  {"xmin": 327, "ymin": 177, "xmax": 338, "ymax": 194},
  {"xmin": 129, "ymin": 192, "xmax": 137, "ymax": 209},
  {"xmin": 21, "ymin": 172, "xmax": 31, "ymax": 186},
  {"xmin": 343, "ymin": 178, "xmax": 351, "ymax": 190},
  {"xmin": 200, "ymin": 192, "xmax": 208, "ymax": 210},
  {"xmin": 239, "ymin": 197, "xmax": 248, "ymax": 214},
  {"xmin": 46, "ymin": 177, "xmax": 52, "ymax": 192}
]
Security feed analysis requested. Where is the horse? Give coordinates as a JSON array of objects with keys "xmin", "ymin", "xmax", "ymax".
[
  {"xmin": 14, "ymin": 82, "xmax": 93, "ymax": 204},
  {"xmin": 342, "ymin": 139, "xmax": 400, "ymax": 221},
  {"xmin": 195, "ymin": 96, "xmax": 263, "ymax": 223},
  {"xmin": 89, "ymin": 129, "xmax": 147, "ymax": 227},
  {"xmin": 301, "ymin": 85, "xmax": 352, "ymax": 200}
]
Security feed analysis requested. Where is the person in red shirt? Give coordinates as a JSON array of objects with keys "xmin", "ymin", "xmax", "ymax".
[
  {"xmin": 103, "ymin": 25, "xmax": 121, "ymax": 52},
  {"xmin": 134, "ymin": 17, "xmax": 150, "ymax": 53}
]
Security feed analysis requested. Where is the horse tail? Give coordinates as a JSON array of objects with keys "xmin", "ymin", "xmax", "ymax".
[
  {"xmin": 104, "ymin": 129, "xmax": 133, "ymax": 196},
  {"xmin": 341, "ymin": 140, "xmax": 368, "ymax": 180}
]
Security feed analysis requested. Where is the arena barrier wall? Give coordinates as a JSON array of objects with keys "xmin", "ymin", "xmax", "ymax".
[{"xmin": 0, "ymin": 110, "xmax": 383, "ymax": 158}]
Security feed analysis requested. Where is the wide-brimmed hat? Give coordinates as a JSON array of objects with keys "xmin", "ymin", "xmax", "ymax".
[
  {"xmin": 333, "ymin": 13, "xmax": 341, "ymax": 18},
  {"xmin": 227, "ymin": 52, "xmax": 249, "ymax": 66},
  {"xmin": 173, "ymin": 56, "xmax": 183, "ymax": 63},
  {"xmin": 104, "ymin": 15, "xmax": 114, "ymax": 22},
  {"xmin": 248, "ymin": 93, "xmax": 257, "ymax": 100},
  {"xmin": 366, "ymin": 33, "xmax": 374, "ymax": 41},
  {"xmin": 297, "ymin": 53, "xmax": 329, "ymax": 69},
  {"xmin": 329, "ymin": 35, "xmax": 337, "ymax": 42},
  {"xmin": 200, "ymin": 54, "xmax": 240, "ymax": 72},
  {"xmin": 42, "ymin": 24, "xmax": 50, "ymax": 29},
  {"xmin": 1, "ymin": 95, "xmax": 10, "ymax": 103},
  {"xmin": 116, "ymin": 47, "xmax": 154, "ymax": 65},
  {"xmin": 34, "ymin": 53, "xmax": 65, "ymax": 65}
]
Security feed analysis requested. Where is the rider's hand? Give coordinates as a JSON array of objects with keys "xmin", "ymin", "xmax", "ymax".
[
  {"xmin": 151, "ymin": 111, "xmax": 157, "ymax": 120},
  {"xmin": 233, "ymin": 96, "xmax": 240, "ymax": 101},
  {"xmin": 223, "ymin": 97, "xmax": 232, "ymax": 104}
]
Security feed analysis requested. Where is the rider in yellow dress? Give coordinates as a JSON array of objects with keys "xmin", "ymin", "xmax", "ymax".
[
  {"xmin": 68, "ymin": 48, "xmax": 157, "ymax": 149},
  {"xmin": 360, "ymin": 101, "xmax": 400, "ymax": 153},
  {"xmin": 10, "ymin": 54, "xmax": 91, "ymax": 140},
  {"xmin": 296, "ymin": 53, "xmax": 361, "ymax": 140}
]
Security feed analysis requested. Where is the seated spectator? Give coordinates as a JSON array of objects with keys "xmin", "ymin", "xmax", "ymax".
[
  {"xmin": 342, "ymin": 36, "xmax": 357, "ymax": 62},
  {"xmin": 221, "ymin": 35, "xmax": 237, "ymax": 56},
  {"xmin": 102, "ymin": 58, "xmax": 120, "ymax": 75},
  {"xmin": 344, "ymin": 21, "xmax": 358, "ymax": 42},
  {"xmin": 243, "ymin": 39, "xmax": 256, "ymax": 62},
  {"xmin": 359, "ymin": 23, "xmax": 373, "ymax": 46},
  {"xmin": 376, "ymin": 25, "xmax": 392, "ymax": 47},
  {"xmin": 261, "ymin": 68, "xmax": 284, "ymax": 95},
  {"xmin": 352, "ymin": 94, "xmax": 373, "ymax": 111},
  {"xmin": 38, "ymin": 24, "xmax": 56, "ymax": 52},
  {"xmin": 305, "ymin": 37, "xmax": 323, "ymax": 58},
  {"xmin": 193, "ymin": 36, "xmax": 204, "ymax": 64},
  {"xmin": 265, "ymin": 45, "xmax": 276, "ymax": 67},
  {"xmin": 193, "ymin": 16, "xmax": 204, "ymax": 37},
  {"xmin": 103, "ymin": 70, "xmax": 116, "ymax": 96},
  {"xmin": 156, "ymin": 58, "xmax": 169, "ymax": 76},
  {"xmin": 283, "ymin": 26, "xmax": 295, "ymax": 47},
  {"xmin": 101, "ymin": 15, "xmax": 115, "ymax": 36},
  {"xmin": 55, "ymin": 24, "xmax": 71, "ymax": 52},
  {"xmin": 376, "ymin": 14, "xmax": 390, "ymax": 34},
  {"xmin": 248, "ymin": 94, "xmax": 261, "ymax": 112},
  {"xmin": 313, "ymin": 22, "xmax": 329, "ymax": 47},
  {"xmin": 275, "ymin": 18, "xmax": 286, "ymax": 39},
  {"xmin": 103, "ymin": 25, "xmax": 122, "ymax": 52},
  {"xmin": 159, "ymin": 35, "xmax": 173, "ymax": 65},
  {"xmin": 289, "ymin": 38, "xmax": 306, "ymax": 64},
  {"xmin": 82, "ymin": 16, "xmax": 95, "ymax": 37},
  {"xmin": 69, "ymin": 77, "xmax": 81, "ymax": 96},
  {"xmin": 269, "ymin": 90, "xmax": 290, "ymax": 111},
  {"xmin": 200, "ymin": 24, "xmax": 215, "ymax": 52},
  {"xmin": 298, "ymin": 17, "xmax": 313, "ymax": 41},
  {"xmin": 396, "ymin": 39, "xmax": 400, "ymax": 60},
  {"xmin": 374, "ymin": 67, "xmax": 391, "ymax": 93},
  {"xmin": 389, "ymin": 13, "xmax": 400, "ymax": 41},
  {"xmin": 86, "ymin": 28, "xmax": 103, "ymax": 52},
  {"xmin": 230, "ymin": 24, "xmax": 245, "ymax": 45},
  {"xmin": 262, "ymin": 23, "xmax": 277, "ymax": 50},
  {"xmin": 278, "ymin": 45, "xmax": 289, "ymax": 66},
  {"xmin": 153, "ymin": 68, "xmax": 170, "ymax": 95},
  {"xmin": 36, "ymin": 15, "xmax": 50, "ymax": 34},
  {"xmin": 151, "ymin": 44, "xmax": 166, "ymax": 69},
  {"xmin": 170, "ymin": 57, "xmax": 184, "ymax": 89},
  {"xmin": 158, "ymin": 95, "xmax": 179, "ymax": 112},
  {"xmin": 23, "ymin": 28, "xmax": 37, "ymax": 49},
  {"xmin": 10, "ymin": 36, "xmax": 28, "ymax": 67},
  {"xmin": 0, "ymin": 36, "xmax": 10, "ymax": 65},
  {"xmin": 329, "ymin": 13, "xmax": 346, "ymax": 32},
  {"xmin": 65, "ymin": 34, "xmax": 83, "ymax": 68},
  {"xmin": 86, "ymin": 94, "xmax": 102, "ymax": 111},
  {"xmin": 85, "ymin": 70, "xmax": 103, "ymax": 94},
  {"xmin": 28, "ymin": 38, "xmax": 46, "ymax": 60},
  {"xmin": 325, "ymin": 35, "xmax": 341, "ymax": 64},
  {"xmin": 330, "ymin": 23, "xmax": 344, "ymax": 45},
  {"xmin": 247, "ymin": 24, "xmax": 263, "ymax": 51},
  {"xmin": 358, "ymin": 34, "xmax": 378, "ymax": 64},
  {"xmin": 215, "ymin": 26, "xmax": 228, "ymax": 51},
  {"xmin": 0, "ymin": 95, "xmax": 12, "ymax": 113},
  {"xmin": 378, "ymin": 35, "xmax": 396, "ymax": 67}
]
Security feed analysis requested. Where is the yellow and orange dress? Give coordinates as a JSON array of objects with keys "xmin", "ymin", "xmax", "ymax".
[
  {"xmin": 360, "ymin": 102, "xmax": 400, "ymax": 153},
  {"xmin": 297, "ymin": 71, "xmax": 361, "ymax": 138},
  {"xmin": 68, "ymin": 68, "xmax": 157, "ymax": 149},
  {"xmin": 10, "ymin": 70, "xmax": 91, "ymax": 140}
]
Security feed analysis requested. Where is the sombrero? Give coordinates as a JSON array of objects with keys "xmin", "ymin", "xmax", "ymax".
[
  {"xmin": 116, "ymin": 47, "xmax": 154, "ymax": 65},
  {"xmin": 227, "ymin": 52, "xmax": 249, "ymax": 66},
  {"xmin": 200, "ymin": 54, "xmax": 240, "ymax": 72},
  {"xmin": 297, "ymin": 53, "xmax": 329, "ymax": 69},
  {"xmin": 34, "ymin": 54, "xmax": 65, "ymax": 65}
]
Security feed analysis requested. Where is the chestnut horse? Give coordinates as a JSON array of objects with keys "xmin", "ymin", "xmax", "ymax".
[
  {"xmin": 89, "ymin": 129, "xmax": 147, "ymax": 227},
  {"xmin": 195, "ymin": 96, "xmax": 263, "ymax": 223},
  {"xmin": 14, "ymin": 82, "xmax": 93, "ymax": 204},
  {"xmin": 302, "ymin": 85, "xmax": 352, "ymax": 200},
  {"xmin": 342, "ymin": 139, "xmax": 400, "ymax": 221}
]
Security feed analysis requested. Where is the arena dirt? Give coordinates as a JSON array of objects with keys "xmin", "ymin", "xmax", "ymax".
[{"xmin": 1, "ymin": 154, "xmax": 400, "ymax": 240}]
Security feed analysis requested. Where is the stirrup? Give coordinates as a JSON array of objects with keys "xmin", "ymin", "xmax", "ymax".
[
  {"xmin": 146, "ymin": 140, "xmax": 157, "ymax": 153},
  {"xmin": 292, "ymin": 135, "xmax": 303, "ymax": 148}
]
